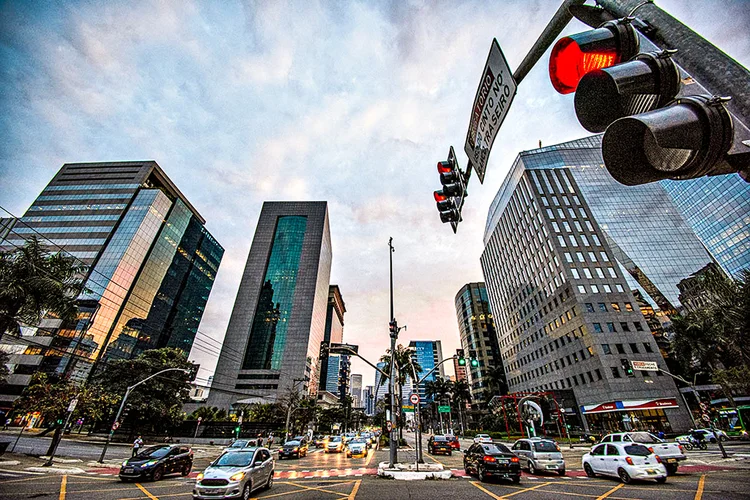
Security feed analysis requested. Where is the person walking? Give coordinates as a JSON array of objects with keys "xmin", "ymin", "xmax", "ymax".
[
  {"xmin": 133, "ymin": 436, "xmax": 144, "ymax": 457},
  {"xmin": 257, "ymin": 435, "xmax": 264, "ymax": 447}
]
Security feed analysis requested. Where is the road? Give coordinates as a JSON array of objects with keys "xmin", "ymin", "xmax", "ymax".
[{"xmin": 1, "ymin": 433, "xmax": 749, "ymax": 499}]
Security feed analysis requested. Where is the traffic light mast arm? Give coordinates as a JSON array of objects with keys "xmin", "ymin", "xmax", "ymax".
[
  {"xmin": 416, "ymin": 356, "xmax": 461, "ymax": 386},
  {"xmin": 330, "ymin": 345, "xmax": 391, "ymax": 380}
]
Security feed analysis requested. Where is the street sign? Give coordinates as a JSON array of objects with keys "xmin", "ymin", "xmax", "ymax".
[
  {"xmin": 631, "ymin": 360, "xmax": 659, "ymax": 371},
  {"xmin": 702, "ymin": 414, "xmax": 711, "ymax": 422},
  {"xmin": 438, "ymin": 405, "xmax": 451, "ymax": 413},
  {"xmin": 67, "ymin": 398, "xmax": 78, "ymax": 412},
  {"xmin": 402, "ymin": 405, "xmax": 414, "ymax": 413},
  {"xmin": 112, "ymin": 421, "xmax": 120, "ymax": 431},
  {"xmin": 386, "ymin": 421, "xmax": 393, "ymax": 432},
  {"xmin": 464, "ymin": 38, "xmax": 517, "ymax": 184},
  {"xmin": 409, "ymin": 393, "xmax": 420, "ymax": 405},
  {"xmin": 329, "ymin": 343, "xmax": 359, "ymax": 354}
]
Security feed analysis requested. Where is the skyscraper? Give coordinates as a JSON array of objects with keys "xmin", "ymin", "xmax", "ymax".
[
  {"xmin": 453, "ymin": 350, "xmax": 468, "ymax": 383},
  {"xmin": 363, "ymin": 385, "xmax": 375, "ymax": 416},
  {"xmin": 374, "ymin": 361, "xmax": 387, "ymax": 402},
  {"xmin": 0, "ymin": 161, "xmax": 223, "ymax": 405},
  {"xmin": 350, "ymin": 373, "xmax": 363, "ymax": 408},
  {"xmin": 454, "ymin": 283, "xmax": 504, "ymax": 405},
  {"xmin": 408, "ymin": 340, "xmax": 444, "ymax": 403},
  {"xmin": 319, "ymin": 285, "xmax": 346, "ymax": 392},
  {"xmin": 208, "ymin": 202, "xmax": 331, "ymax": 409},
  {"xmin": 481, "ymin": 137, "xmax": 696, "ymax": 433}
]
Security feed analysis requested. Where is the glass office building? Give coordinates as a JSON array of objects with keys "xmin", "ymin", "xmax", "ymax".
[
  {"xmin": 661, "ymin": 176, "xmax": 750, "ymax": 279},
  {"xmin": 455, "ymin": 283, "xmax": 505, "ymax": 404},
  {"xmin": 319, "ymin": 285, "xmax": 346, "ymax": 392},
  {"xmin": 481, "ymin": 137, "xmax": 694, "ymax": 433},
  {"xmin": 408, "ymin": 340, "xmax": 444, "ymax": 404},
  {"xmin": 0, "ymin": 161, "xmax": 223, "ymax": 407},
  {"xmin": 208, "ymin": 202, "xmax": 332, "ymax": 409}
]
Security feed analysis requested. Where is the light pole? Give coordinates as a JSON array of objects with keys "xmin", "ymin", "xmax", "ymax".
[
  {"xmin": 98, "ymin": 367, "xmax": 188, "ymax": 463},
  {"xmin": 388, "ymin": 237, "xmax": 398, "ymax": 468}
]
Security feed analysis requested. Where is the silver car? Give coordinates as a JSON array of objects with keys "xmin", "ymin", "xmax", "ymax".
[
  {"xmin": 512, "ymin": 438, "xmax": 565, "ymax": 475},
  {"xmin": 193, "ymin": 448, "xmax": 273, "ymax": 500}
]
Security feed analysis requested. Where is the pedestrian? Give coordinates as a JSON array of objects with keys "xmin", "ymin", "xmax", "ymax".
[
  {"xmin": 268, "ymin": 434, "xmax": 274, "ymax": 447},
  {"xmin": 258, "ymin": 435, "xmax": 264, "ymax": 447},
  {"xmin": 4, "ymin": 417, "xmax": 10, "ymax": 430},
  {"xmin": 133, "ymin": 435, "xmax": 144, "ymax": 457}
]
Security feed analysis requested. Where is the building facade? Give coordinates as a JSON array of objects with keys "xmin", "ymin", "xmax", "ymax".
[
  {"xmin": 661, "ymin": 175, "xmax": 750, "ymax": 279},
  {"xmin": 0, "ymin": 161, "xmax": 223, "ymax": 408},
  {"xmin": 481, "ymin": 137, "xmax": 696, "ymax": 433},
  {"xmin": 207, "ymin": 202, "xmax": 331, "ymax": 409},
  {"xmin": 318, "ymin": 285, "xmax": 346, "ymax": 392},
  {"xmin": 454, "ymin": 283, "xmax": 504, "ymax": 404},
  {"xmin": 363, "ymin": 385, "xmax": 375, "ymax": 415},
  {"xmin": 374, "ymin": 362, "xmax": 387, "ymax": 403},
  {"xmin": 453, "ymin": 349, "xmax": 468, "ymax": 383},
  {"xmin": 350, "ymin": 373, "xmax": 363, "ymax": 408},
  {"xmin": 408, "ymin": 340, "xmax": 444, "ymax": 404}
]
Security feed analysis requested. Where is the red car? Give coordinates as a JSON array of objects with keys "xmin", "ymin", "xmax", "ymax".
[{"xmin": 447, "ymin": 436, "xmax": 461, "ymax": 450}]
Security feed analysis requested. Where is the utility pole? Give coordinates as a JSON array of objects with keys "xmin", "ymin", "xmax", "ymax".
[
  {"xmin": 388, "ymin": 237, "xmax": 398, "ymax": 468},
  {"xmin": 284, "ymin": 378, "xmax": 305, "ymax": 441}
]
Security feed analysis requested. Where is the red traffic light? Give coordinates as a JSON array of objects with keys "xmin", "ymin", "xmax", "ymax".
[
  {"xmin": 433, "ymin": 190, "xmax": 447, "ymax": 202},
  {"xmin": 437, "ymin": 160, "xmax": 454, "ymax": 174},
  {"xmin": 549, "ymin": 20, "xmax": 638, "ymax": 94}
]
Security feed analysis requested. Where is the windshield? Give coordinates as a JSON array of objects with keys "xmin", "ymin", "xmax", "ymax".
[
  {"xmin": 139, "ymin": 446, "xmax": 171, "ymax": 458},
  {"xmin": 214, "ymin": 452, "xmax": 254, "ymax": 467},
  {"xmin": 229, "ymin": 440, "xmax": 249, "ymax": 448},
  {"xmin": 484, "ymin": 444, "xmax": 511, "ymax": 454},
  {"xmin": 534, "ymin": 441, "xmax": 558, "ymax": 452},
  {"xmin": 629, "ymin": 432, "xmax": 660, "ymax": 443},
  {"xmin": 478, "ymin": 434, "xmax": 490, "ymax": 438},
  {"xmin": 624, "ymin": 444, "xmax": 652, "ymax": 456},
  {"xmin": 285, "ymin": 441, "xmax": 300, "ymax": 446},
  {"xmin": 433, "ymin": 436, "xmax": 448, "ymax": 442},
  {"xmin": 330, "ymin": 437, "xmax": 342, "ymax": 442}
]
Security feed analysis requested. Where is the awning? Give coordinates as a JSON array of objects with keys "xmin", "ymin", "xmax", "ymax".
[{"xmin": 581, "ymin": 398, "xmax": 679, "ymax": 414}]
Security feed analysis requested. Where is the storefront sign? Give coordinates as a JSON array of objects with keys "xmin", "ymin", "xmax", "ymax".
[{"xmin": 581, "ymin": 398, "xmax": 679, "ymax": 414}]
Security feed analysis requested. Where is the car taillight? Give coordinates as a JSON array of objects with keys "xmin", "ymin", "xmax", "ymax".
[
  {"xmin": 678, "ymin": 445, "xmax": 684, "ymax": 453},
  {"xmin": 483, "ymin": 455, "xmax": 497, "ymax": 463},
  {"xmin": 511, "ymin": 456, "xmax": 519, "ymax": 463},
  {"xmin": 626, "ymin": 457, "xmax": 634, "ymax": 465},
  {"xmin": 648, "ymin": 447, "xmax": 654, "ymax": 453},
  {"xmin": 655, "ymin": 455, "xmax": 662, "ymax": 463}
]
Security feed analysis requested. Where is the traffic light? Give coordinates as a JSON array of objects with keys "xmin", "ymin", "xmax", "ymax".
[
  {"xmin": 320, "ymin": 341, "xmax": 329, "ymax": 358},
  {"xmin": 389, "ymin": 320, "xmax": 398, "ymax": 336},
  {"xmin": 551, "ymin": 16, "xmax": 746, "ymax": 185},
  {"xmin": 621, "ymin": 359, "xmax": 635, "ymax": 377},
  {"xmin": 186, "ymin": 363, "xmax": 199, "ymax": 382},
  {"xmin": 433, "ymin": 146, "xmax": 469, "ymax": 233},
  {"xmin": 121, "ymin": 403, "xmax": 132, "ymax": 420},
  {"xmin": 469, "ymin": 350, "xmax": 479, "ymax": 368},
  {"xmin": 457, "ymin": 349, "xmax": 466, "ymax": 366}
]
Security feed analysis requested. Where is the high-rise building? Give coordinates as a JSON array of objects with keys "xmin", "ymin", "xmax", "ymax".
[
  {"xmin": 408, "ymin": 340, "xmax": 444, "ymax": 403},
  {"xmin": 661, "ymin": 176, "xmax": 750, "ymax": 279},
  {"xmin": 0, "ymin": 161, "xmax": 223, "ymax": 406},
  {"xmin": 324, "ymin": 355, "xmax": 341, "ymax": 394},
  {"xmin": 207, "ymin": 202, "xmax": 331, "ymax": 409},
  {"xmin": 350, "ymin": 373, "xmax": 363, "ymax": 408},
  {"xmin": 480, "ymin": 137, "xmax": 696, "ymax": 433},
  {"xmin": 363, "ymin": 385, "xmax": 375, "ymax": 416},
  {"xmin": 453, "ymin": 349, "xmax": 468, "ymax": 383},
  {"xmin": 319, "ymin": 285, "xmax": 346, "ymax": 392},
  {"xmin": 455, "ymin": 283, "xmax": 504, "ymax": 405},
  {"xmin": 374, "ymin": 361, "xmax": 387, "ymax": 402}
]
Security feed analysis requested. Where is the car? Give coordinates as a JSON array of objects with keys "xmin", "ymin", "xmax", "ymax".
[
  {"xmin": 693, "ymin": 428, "xmax": 728, "ymax": 443},
  {"xmin": 346, "ymin": 439, "xmax": 368, "ymax": 458},
  {"xmin": 343, "ymin": 432, "xmax": 357, "ymax": 443},
  {"xmin": 512, "ymin": 438, "xmax": 565, "ymax": 475},
  {"xmin": 224, "ymin": 439, "xmax": 254, "ymax": 453},
  {"xmin": 599, "ymin": 432, "xmax": 685, "ymax": 475},
  {"xmin": 360, "ymin": 432, "xmax": 375, "ymax": 447},
  {"xmin": 326, "ymin": 436, "xmax": 344, "ymax": 453},
  {"xmin": 313, "ymin": 435, "xmax": 329, "ymax": 448},
  {"xmin": 428, "ymin": 435, "xmax": 453, "ymax": 456},
  {"xmin": 474, "ymin": 433, "xmax": 493, "ymax": 444},
  {"xmin": 278, "ymin": 440, "xmax": 308, "ymax": 459},
  {"xmin": 582, "ymin": 442, "xmax": 667, "ymax": 484},
  {"xmin": 193, "ymin": 448, "xmax": 273, "ymax": 499},
  {"xmin": 464, "ymin": 442, "xmax": 521, "ymax": 483},
  {"xmin": 120, "ymin": 444, "xmax": 193, "ymax": 482},
  {"xmin": 446, "ymin": 435, "xmax": 461, "ymax": 450}
]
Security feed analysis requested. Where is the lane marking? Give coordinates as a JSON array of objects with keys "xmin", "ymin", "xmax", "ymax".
[
  {"xmin": 595, "ymin": 483, "xmax": 624, "ymax": 500},
  {"xmin": 470, "ymin": 480, "xmax": 504, "ymax": 499},
  {"xmin": 136, "ymin": 482, "xmax": 160, "ymax": 500},
  {"xmin": 59, "ymin": 474, "xmax": 67, "ymax": 500},
  {"xmin": 347, "ymin": 479, "xmax": 361, "ymax": 500},
  {"xmin": 695, "ymin": 474, "xmax": 706, "ymax": 500},
  {"xmin": 503, "ymin": 481, "xmax": 553, "ymax": 498}
]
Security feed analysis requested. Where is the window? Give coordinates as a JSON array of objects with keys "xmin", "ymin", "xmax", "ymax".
[
  {"xmin": 611, "ymin": 303, "xmax": 620, "ymax": 312},
  {"xmin": 585, "ymin": 303, "xmax": 595, "ymax": 313},
  {"xmin": 629, "ymin": 343, "xmax": 640, "ymax": 354},
  {"xmin": 571, "ymin": 268, "xmax": 580, "ymax": 279},
  {"xmin": 608, "ymin": 267, "xmax": 617, "ymax": 278},
  {"xmin": 620, "ymin": 322, "xmax": 631, "ymax": 332},
  {"xmin": 591, "ymin": 285, "xmax": 599, "ymax": 293},
  {"xmin": 616, "ymin": 344, "xmax": 626, "ymax": 354},
  {"xmin": 598, "ymin": 302, "xmax": 607, "ymax": 312},
  {"xmin": 624, "ymin": 302, "xmax": 634, "ymax": 311},
  {"xmin": 581, "ymin": 234, "xmax": 590, "ymax": 246},
  {"xmin": 600, "ymin": 252, "xmax": 610, "ymax": 262},
  {"xmin": 588, "ymin": 251, "xmax": 597, "ymax": 262},
  {"xmin": 592, "ymin": 234, "xmax": 602, "ymax": 246},
  {"xmin": 552, "ymin": 221, "xmax": 561, "ymax": 232},
  {"xmin": 615, "ymin": 284, "xmax": 624, "ymax": 292},
  {"xmin": 587, "ymin": 371, "xmax": 595, "ymax": 382},
  {"xmin": 564, "ymin": 252, "xmax": 573, "ymax": 263},
  {"xmin": 558, "ymin": 235, "xmax": 567, "ymax": 247},
  {"xmin": 593, "ymin": 323, "xmax": 603, "ymax": 333},
  {"xmin": 595, "ymin": 369, "xmax": 603, "ymax": 380},
  {"xmin": 583, "ymin": 268, "xmax": 593, "ymax": 279},
  {"xmin": 643, "ymin": 342, "xmax": 653, "ymax": 353},
  {"xmin": 603, "ymin": 284, "xmax": 612, "ymax": 293},
  {"xmin": 563, "ymin": 221, "xmax": 572, "ymax": 232},
  {"xmin": 587, "ymin": 346, "xmax": 595, "ymax": 356},
  {"xmin": 569, "ymin": 235, "xmax": 578, "ymax": 246},
  {"xmin": 576, "ymin": 252, "xmax": 585, "ymax": 262},
  {"xmin": 607, "ymin": 322, "xmax": 616, "ymax": 332},
  {"xmin": 611, "ymin": 367, "xmax": 621, "ymax": 378},
  {"xmin": 602, "ymin": 344, "xmax": 612, "ymax": 355},
  {"xmin": 596, "ymin": 267, "xmax": 605, "ymax": 278},
  {"xmin": 577, "ymin": 285, "xmax": 586, "ymax": 294}
]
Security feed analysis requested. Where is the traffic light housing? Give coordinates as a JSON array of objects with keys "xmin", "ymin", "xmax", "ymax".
[
  {"xmin": 434, "ymin": 146, "xmax": 469, "ymax": 232},
  {"xmin": 187, "ymin": 363, "xmax": 199, "ymax": 382},
  {"xmin": 320, "ymin": 341, "xmax": 329, "ymax": 358},
  {"xmin": 389, "ymin": 320, "xmax": 398, "ymax": 336},
  {"xmin": 457, "ymin": 349, "xmax": 466, "ymax": 366},
  {"xmin": 621, "ymin": 359, "xmax": 635, "ymax": 377},
  {"xmin": 469, "ymin": 350, "xmax": 479, "ymax": 368}
]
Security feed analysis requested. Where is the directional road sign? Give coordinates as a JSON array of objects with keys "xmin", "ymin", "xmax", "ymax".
[
  {"xmin": 409, "ymin": 393, "xmax": 420, "ymax": 405},
  {"xmin": 464, "ymin": 38, "xmax": 517, "ymax": 184},
  {"xmin": 631, "ymin": 360, "xmax": 659, "ymax": 371},
  {"xmin": 438, "ymin": 405, "xmax": 451, "ymax": 413},
  {"xmin": 402, "ymin": 405, "xmax": 414, "ymax": 413}
]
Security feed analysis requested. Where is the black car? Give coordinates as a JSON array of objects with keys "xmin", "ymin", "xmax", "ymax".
[
  {"xmin": 427, "ymin": 435, "xmax": 453, "ymax": 456},
  {"xmin": 463, "ymin": 442, "xmax": 521, "ymax": 483},
  {"xmin": 120, "ymin": 444, "xmax": 193, "ymax": 482},
  {"xmin": 278, "ymin": 439, "xmax": 309, "ymax": 459}
]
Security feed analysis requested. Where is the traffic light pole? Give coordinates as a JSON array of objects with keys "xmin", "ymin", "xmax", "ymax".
[
  {"xmin": 388, "ymin": 237, "xmax": 398, "ymax": 468},
  {"xmin": 98, "ymin": 367, "xmax": 188, "ymax": 463}
]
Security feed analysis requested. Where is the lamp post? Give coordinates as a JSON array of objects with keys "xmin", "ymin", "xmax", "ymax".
[{"xmin": 388, "ymin": 237, "xmax": 398, "ymax": 468}]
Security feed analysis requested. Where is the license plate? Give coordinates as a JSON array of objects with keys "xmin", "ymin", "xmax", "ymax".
[
  {"xmin": 546, "ymin": 465, "xmax": 558, "ymax": 469},
  {"xmin": 666, "ymin": 458, "xmax": 677, "ymax": 463},
  {"xmin": 646, "ymin": 469, "xmax": 656, "ymax": 475},
  {"xmin": 498, "ymin": 459, "xmax": 509, "ymax": 464},
  {"xmin": 124, "ymin": 468, "xmax": 134, "ymax": 474}
]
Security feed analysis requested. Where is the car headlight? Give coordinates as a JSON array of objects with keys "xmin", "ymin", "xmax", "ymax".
[
  {"xmin": 229, "ymin": 472, "xmax": 245, "ymax": 482},
  {"xmin": 293, "ymin": 447, "xmax": 299, "ymax": 452},
  {"xmin": 143, "ymin": 459, "xmax": 159, "ymax": 467},
  {"xmin": 196, "ymin": 473, "xmax": 204, "ymax": 481},
  {"xmin": 122, "ymin": 460, "xmax": 129, "ymax": 467}
]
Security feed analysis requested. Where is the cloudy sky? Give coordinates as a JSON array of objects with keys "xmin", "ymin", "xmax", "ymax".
[{"xmin": 2, "ymin": 0, "xmax": 749, "ymax": 389}]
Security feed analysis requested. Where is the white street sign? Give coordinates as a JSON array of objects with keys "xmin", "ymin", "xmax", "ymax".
[
  {"xmin": 409, "ymin": 393, "xmax": 420, "ymax": 405},
  {"xmin": 631, "ymin": 360, "xmax": 659, "ymax": 371},
  {"xmin": 464, "ymin": 38, "xmax": 517, "ymax": 184},
  {"xmin": 67, "ymin": 398, "xmax": 78, "ymax": 412}
]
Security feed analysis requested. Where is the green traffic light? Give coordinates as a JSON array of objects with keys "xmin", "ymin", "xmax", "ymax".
[
  {"xmin": 458, "ymin": 358, "xmax": 466, "ymax": 366},
  {"xmin": 470, "ymin": 359, "xmax": 479, "ymax": 367}
]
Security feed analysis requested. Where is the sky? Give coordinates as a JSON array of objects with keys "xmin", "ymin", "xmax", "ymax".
[{"xmin": 1, "ymin": 0, "xmax": 749, "ymax": 391}]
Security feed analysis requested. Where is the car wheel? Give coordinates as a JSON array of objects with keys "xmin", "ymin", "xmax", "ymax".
[
  {"xmin": 512, "ymin": 475, "xmax": 521, "ymax": 484},
  {"xmin": 720, "ymin": 435, "xmax": 728, "ymax": 442},
  {"xmin": 242, "ymin": 482, "xmax": 252, "ymax": 500},
  {"xmin": 584, "ymin": 463, "xmax": 596, "ymax": 478},
  {"xmin": 656, "ymin": 476, "xmax": 667, "ymax": 484},
  {"xmin": 665, "ymin": 463, "xmax": 678, "ymax": 476},
  {"xmin": 152, "ymin": 466, "xmax": 164, "ymax": 482},
  {"xmin": 181, "ymin": 464, "xmax": 192, "ymax": 476},
  {"xmin": 448, "ymin": 451, "xmax": 452, "ymax": 457},
  {"xmin": 478, "ymin": 465, "xmax": 487, "ymax": 483},
  {"xmin": 119, "ymin": 477, "xmax": 131, "ymax": 483},
  {"xmin": 464, "ymin": 461, "xmax": 471, "ymax": 474},
  {"xmin": 528, "ymin": 461, "xmax": 536, "ymax": 475},
  {"xmin": 265, "ymin": 471, "xmax": 274, "ymax": 490},
  {"xmin": 558, "ymin": 469, "xmax": 566, "ymax": 476},
  {"xmin": 618, "ymin": 468, "xmax": 632, "ymax": 484}
]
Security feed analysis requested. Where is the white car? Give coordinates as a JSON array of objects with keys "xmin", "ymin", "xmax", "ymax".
[
  {"xmin": 583, "ymin": 441, "xmax": 667, "ymax": 484},
  {"xmin": 474, "ymin": 434, "xmax": 493, "ymax": 444}
]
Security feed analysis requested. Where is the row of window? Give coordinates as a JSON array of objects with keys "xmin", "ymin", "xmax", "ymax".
[
  {"xmin": 576, "ymin": 283, "xmax": 625, "ymax": 294},
  {"xmin": 585, "ymin": 302, "xmax": 634, "ymax": 313},
  {"xmin": 21, "ymin": 214, "xmax": 122, "ymax": 222},
  {"xmin": 44, "ymin": 183, "xmax": 139, "ymax": 191},
  {"xmin": 29, "ymin": 203, "xmax": 128, "ymax": 212},
  {"xmin": 601, "ymin": 342, "xmax": 654, "ymax": 355},
  {"xmin": 570, "ymin": 266, "xmax": 617, "ymax": 280},
  {"xmin": 592, "ymin": 321, "xmax": 644, "ymax": 333},
  {"xmin": 506, "ymin": 323, "xmax": 588, "ymax": 373},
  {"xmin": 36, "ymin": 193, "xmax": 133, "ymax": 201},
  {"xmin": 565, "ymin": 251, "xmax": 610, "ymax": 264},
  {"xmin": 557, "ymin": 233, "xmax": 602, "ymax": 248},
  {"xmin": 515, "ymin": 368, "xmax": 604, "ymax": 392},
  {"xmin": 12, "ymin": 224, "xmax": 115, "ymax": 234}
]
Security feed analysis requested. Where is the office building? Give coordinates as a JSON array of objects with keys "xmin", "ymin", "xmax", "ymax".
[
  {"xmin": 480, "ymin": 137, "xmax": 695, "ymax": 433},
  {"xmin": 318, "ymin": 285, "xmax": 346, "ymax": 392},
  {"xmin": 661, "ymin": 175, "xmax": 750, "ymax": 279},
  {"xmin": 363, "ymin": 385, "xmax": 375, "ymax": 415},
  {"xmin": 408, "ymin": 340, "xmax": 444, "ymax": 403},
  {"xmin": 207, "ymin": 202, "xmax": 331, "ymax": 409},
  {"xmin": 0, "ymin": 161, "xmax": 223, "ymax": 407},
  {"xmin": 350, "ymin": 373, "xmax": 363, "ymax": 408},
  {"xmin": 455, "ymin": 283, "xmax": 504, "ymax": 404},
  {"xmin": 324, "ymin": 355, "xmax": 342, "ymax": 394},
  {"xmin": 453, "ymin": 349, "xmax": 468, "ymax": 383},
  {"xmin": 374, "ymin": 362, "xmax": 387, "ymax": 402}
]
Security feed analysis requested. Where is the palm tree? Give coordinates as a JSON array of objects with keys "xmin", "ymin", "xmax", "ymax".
[
  {"xmin": 485, "ymin": 364, "xmax": 508, "ymax": 398},
  {"xmin": 0, "ymin": 237, "xmax": 88, "ymax": 339},
  {"xmin": 450, "ymin": 380, "xmax": 472, "ymax": 435},
  {"xmin": 379, "ymin": 344, "xmax": 422, "ymax": 438}
]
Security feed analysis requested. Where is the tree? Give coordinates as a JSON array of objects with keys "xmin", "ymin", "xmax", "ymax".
[
  {"xmin": 91, "ymin": 347, "xmax": 193, "ymax": 435},
  {"xmin": 189, "ymin": 406, "xmax": 228, "ymax": 422},
  {"xmin": 379, "ymin": 344, "xmax": 422, "ymax": 438},
  {"xmin": 0, "ymin": 237, "xmax": 88, "ymax": 339},
  {"xmin": 450, "ymin": 380, "xmax": 472, "ymax": 434},
  {"xmin": 485, "ymin": 364, "xmax": 508, "ymax": 399},
  {"xmin": 0, "ymin": 351, "xmax": 9, "ymax": 385}
]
